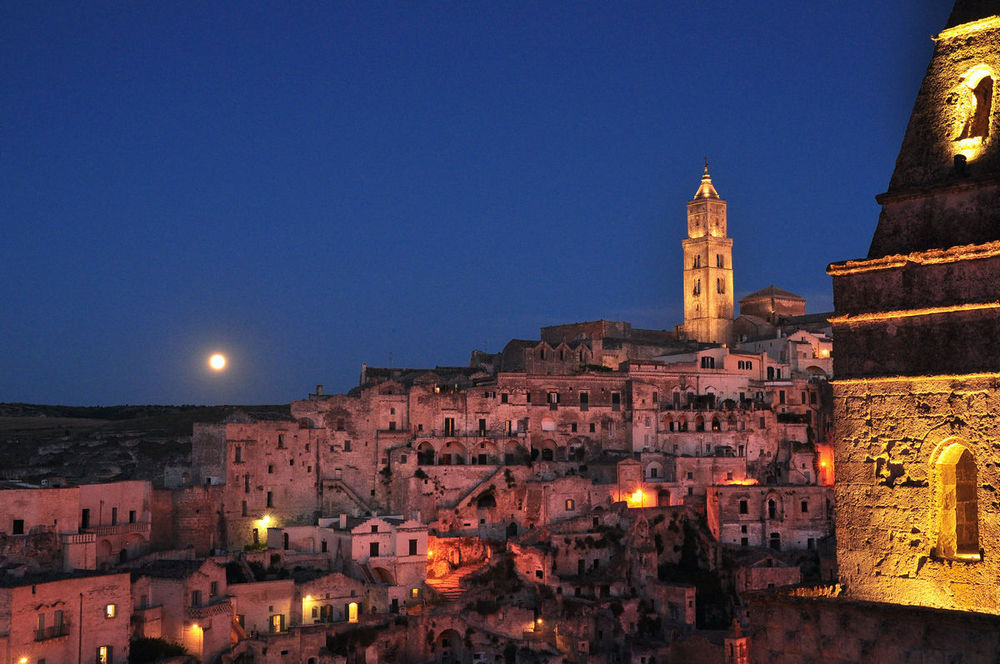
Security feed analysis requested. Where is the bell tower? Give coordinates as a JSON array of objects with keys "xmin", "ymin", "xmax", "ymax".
[{"xmin": 682, "ymin": 162, "xmax": 734, "ymax": 345}]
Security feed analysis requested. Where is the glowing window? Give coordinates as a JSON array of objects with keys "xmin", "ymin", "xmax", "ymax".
[
  {"xmin": 348, "ymin": 602, "xmax": 359, "ymax": 623},
  {"xmin": 105, "ymin": 603, "xmax": 116, "ymax": 618}
]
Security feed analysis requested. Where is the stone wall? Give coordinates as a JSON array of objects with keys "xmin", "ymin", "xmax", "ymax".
[{"xmin": 748, "ymin": 588, "xmax": 1000, "ymax": 664}]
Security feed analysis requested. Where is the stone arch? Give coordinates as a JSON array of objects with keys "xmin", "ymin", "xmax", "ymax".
[
  {"xmin": 931, "ymin": 438, "xmax": 980, "ymax": 558},
  {"xmin": 435, "ymin": 628, "xmax": 465, "ymax": 663},
  {"xmin": 505, "ymin": 441, "xmax": 528, "ymax": 465},
  {"xmin": 695, "ymin": 415, "xmax": 705, "ymax": 432},
  {"xmin": 416, "ymin": 441, "xmax": 436, "ymax": 465},
  {"xmin": 538, "ymin": 439, "xmax": 558, "ymax": 462},
  {"xmin": 440, "ymin": 441, "xmax": 466, "ymax": 465},
  {"xmin": 298, "ymin": 418, "xmax": 315, "ymax": 429},
  {"xmin": 956, "ymin": 64, "xmax": 994, "ymax": 141},
  {"xmin": 804, "ymin": 365, "xmax": 829, "ymax": 378},
  {"xmin": 662, "ymin": 414, "xmax": 674, "ymax": 432},
  {"xmin": 476, "ymin": 491, "xmax": 497, "ymax": 510},
  {"xmin": 97, "ymin": 539, "xmax": 112, "ymax": 561},
  {"xmin": 711, "ymin": 417, "xmax": 721, "ymax": 432},
  {"xmin": 474, "ymin": 440, "xmax": 499, "ymax": 465},
  {"xmin": 646, "ymin": 461, "xmax": 664, "ymax": 480},
  {"xmin": 678, "ymin": 415, "xmax": 688, "ymax": 432},
  {"xmin": 541, "ymin": 417, "xmax": 557, "ymax": 432}
]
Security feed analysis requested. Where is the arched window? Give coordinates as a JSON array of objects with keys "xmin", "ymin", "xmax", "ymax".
[
  {"xmin": 957, "ymin": 70, "xmax": 993, "ymax": 140},
  {"xmin": 936, "ymin": 441, "xmax": 980, "ymax": 559}
]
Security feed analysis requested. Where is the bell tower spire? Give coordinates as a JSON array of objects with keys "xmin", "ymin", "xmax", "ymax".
[{"xmin": 681, "ymin": 161, "xmax": 734, "ymax": 345}]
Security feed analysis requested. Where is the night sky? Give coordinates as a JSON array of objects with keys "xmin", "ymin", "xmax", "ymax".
[{"xmin": 2, "ymin": 2, "xmax": 950, "ymax": 405}]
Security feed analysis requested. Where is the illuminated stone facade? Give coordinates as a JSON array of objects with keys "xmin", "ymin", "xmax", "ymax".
[
  {"xmin": 681, "ymin": 165, "xmax": 735, "ymax": 346},
  {"xmin": 828, "ymin": 1, "xmax": 1000, "ymax": 615}
]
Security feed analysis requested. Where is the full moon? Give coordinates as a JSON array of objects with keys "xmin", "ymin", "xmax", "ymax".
[{"xmin": 209, "ymin": 353, "xmax": 227, "ymax": 371}]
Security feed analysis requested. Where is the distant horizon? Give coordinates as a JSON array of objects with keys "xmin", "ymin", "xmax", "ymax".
[{"xmin": 2, "ymin": 2, "xmax": 949, "ymax": 405}]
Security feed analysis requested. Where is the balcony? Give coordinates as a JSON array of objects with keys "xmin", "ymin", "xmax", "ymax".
[
  {"xmin": 84, "ymin": 521, "xmax": 150, "ymax": 536},
  {"xmin": 186, "ymin": 598, "xmax": 232, "ymax": 620},
  {"xmin": 35, "ymin": 623, "xmax": 70, "ymax": 641}
]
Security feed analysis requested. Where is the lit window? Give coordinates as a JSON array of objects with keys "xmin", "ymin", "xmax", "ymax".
[
  {"xmin": 411, "ymin": 588, "xmax": 420, "ymax": 599},
  {"xmin": 105, "ymin": 604, "xmax": 116, "ymax": 618}
]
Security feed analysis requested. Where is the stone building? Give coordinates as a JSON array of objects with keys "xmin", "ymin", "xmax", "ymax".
[
  {"xmin": 749, "ymin": 2, "xmax": 1000, "ymax": 662},
  {"xmin": 0, "ymin": 571, "xmax": 131, "ymax": 664},
  {"xmin": 828, "ymin": 0, "xmax": 1000, "ymax": 615},
  {"xmin": 679, "ymin": 164, "xmax": 735, "ymax": 346}
]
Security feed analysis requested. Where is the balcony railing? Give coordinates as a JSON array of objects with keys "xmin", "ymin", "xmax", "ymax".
[
  {"xmin": 35, "ymin": 623, "xmax": 70, "ymax": 641},
  {"xmin": 84, "ymin": 521, "xmax": 150, "ymax": 536}
]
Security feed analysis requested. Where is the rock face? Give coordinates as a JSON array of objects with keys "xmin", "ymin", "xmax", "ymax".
[{"xmin": 828, "ymin": 4, "xmax": 1000, "ymax": 615}]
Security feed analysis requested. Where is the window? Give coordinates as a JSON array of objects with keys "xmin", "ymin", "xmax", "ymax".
[
  {"xmin": 267, "ymin": 465, "xmax": 274, "ymax": 474},
  {"xmin": 779, "ymin": 390, "xmax": 786, "ymax": 404},
  {"xmin": 768, "ymin": 499, "xmax": 777, "ymax": 519},
  {"xmin": 444, "ymin": 418, "xmax": 455, "ymax": 435},
  {"xmin": 97, "ymin": 645, "xmax": 113, "ymax": 664},
  {"xmin": 717, "ymin": 278, "xmax": 725, "ymax": 294},
  {"xmin": 548, "ymin": 391, "xmax": 559, "ymax": 405},
  {"xmin": 501, "ymin": 393, "xmax": 509, "ymax": 404},
  {"xmin": 411, "ymin": 588, "xmax": 420, "ymax": 599},
  {"xmin": 716, "ymin": 254, "xmax": 724, "ymax": 268},
  {"xmin": 235, "ymin": 446, "xmax": 242, "ymax": 463},
  {"xmin": 479, "ymin": 418, "xmax": 487, "ymax": 434},
  {"xmin": 278, "ymin": 434, "xmax": 286, "ymax": 449},
  {"xmin": 611, "ymin": 392, "xmax": 621, "ymax": 411},
  {"xmin": 388, "ymin": 421, "xmax": 396, "ymax": 431},
  {"xmin": 936, "ymin": 442, "xmax": 980, "ymax": 558},
  {"xmin": 129, "ymin": 510, "xmax": 136, "ymax": 524},
  {"xmin": 741, "ymin": 537, "xmax": 748, "ymax": 547},
  {"xmin": 270, "ymin": 614, "xmax": 285, "ymax": 633},
  {"xmin": 336, "ymin": 419, "xmax": 345, "ymax": 431},
  {"xmin": 191, "ymin": 590, "xmax": 202, "ymax": 607},
  {"xmin": 801, "ymin": 500, "xmax": 809, "ymax": 513},
  {"xmin": 344, "ymin": 440, "xmax": 352, "ymax": 452},
  {"xmin": 580, "ymin": 392, "xmax": 589, "ymax": 410},
  {"xmin": 700, "ymin": 356, "xmax": 715, "ymax": 369},
  {"xmin": 769, "ymin": 533, "xmax": 781, "ymax": 551},
  {"xmin": 12, "ymin": 519, "xmax": 23, "ymax": 535},
  {"xmin": 266, "ymin": 491, "xmax": 273, "ymax": 508},
  {"xmin": 571, "ymin": 423, "xmax": 577, "ymax": 433},
  {"xmin": 105, "ymin": 603, "xmax": 117, "ymax": 618},
  {"xmin": 210, "ymin": 581, "xmax": 218, "ymax": 597},
  {"xmin": 739, "ymin": 499, "xmax": 748, "ymax": 514},
  {"xmin": 409, "ymin": 538, "xmax": 418, "ymax": 555},
  {"xmin": 589, "ymin": 423, "xmax": 596, "ymax": 433},
  {"xmin": 370, "ymin": 542, "xmax": 379, "ymax": 557},
  {"xmin": 958, "ymin": 72, "xmax": 993, "ymax": 139},
  {"xmin": 693, "ymin": 279, "xmax": 701, "ymax": 295},
  {"xmin": 242, "ymin": 501, "xmax": 248, "ymax": 517},
  {"xmin": 371, "ymin": 525, "xmax": 378, "ymax": 533},
  {"xmin": 81, "ymin": 508, "xmax": 90, "ymax": 529},
  {"xmin": 565, "ymin": 499, "xmax": 575, "ymax": 511}
]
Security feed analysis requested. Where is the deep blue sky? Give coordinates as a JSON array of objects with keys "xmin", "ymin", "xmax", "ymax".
[{"xmin": 2, "ymin": 2, "xmax": 950, "ymax": 405}]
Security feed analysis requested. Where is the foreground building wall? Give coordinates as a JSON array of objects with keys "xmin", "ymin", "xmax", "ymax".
[{"xmin": 828, "ymin": 5, "xmax": 1000, "ymax": 615}]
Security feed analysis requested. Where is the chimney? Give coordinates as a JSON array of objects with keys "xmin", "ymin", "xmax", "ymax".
[{"xmin": 316, "ymin": 384, "xmax": 323, "ymax": 396}]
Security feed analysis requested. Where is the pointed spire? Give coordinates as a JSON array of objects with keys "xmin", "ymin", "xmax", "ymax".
[{"xmin": 693, "ymin": 158, "xmax": 720, "ymax": 199}]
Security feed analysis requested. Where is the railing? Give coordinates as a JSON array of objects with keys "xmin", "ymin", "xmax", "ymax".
[
  {"xmin": 84, "ymin": 521, "xmax": 150, "ymax": 536},
  {"xmin": 187, "ymin": 598, "xmax": 232, "ymax": 619},
  {"xmin": 35, "ymin": 623, "xmax": 70, "ymax": 641}
]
